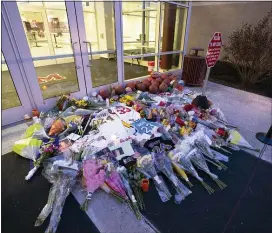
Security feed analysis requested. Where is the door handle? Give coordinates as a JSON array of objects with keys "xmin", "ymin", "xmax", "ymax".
[
  {"xmin": 71, "ymin": 42, "xmax": 81, "ymax": 69},
  {"xmin": 71, "ymin": 41, "xmax": 77, "ymax": 55},
  {"xmin": 83, "ymin": 41, "xmax": 93, "ymax": 67}
]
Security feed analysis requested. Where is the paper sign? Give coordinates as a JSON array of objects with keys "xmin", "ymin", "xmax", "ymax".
[
  {"xmin": 66, "ymin": 133, "xmax": 81, "ymax": 141},
  {"xmin": 206, "ymin": 32, "xmax": 222, "ymax": 68}
]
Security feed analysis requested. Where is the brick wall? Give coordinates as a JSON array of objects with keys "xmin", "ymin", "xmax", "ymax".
[{"xmin": 187, "ymin": 2, "xmax": 272, "ymax": 58}]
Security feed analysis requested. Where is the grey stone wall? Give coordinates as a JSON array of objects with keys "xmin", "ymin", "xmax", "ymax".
[{"xmin": 187, "ymin": 2, "xmax": 272, "ymax": 58}]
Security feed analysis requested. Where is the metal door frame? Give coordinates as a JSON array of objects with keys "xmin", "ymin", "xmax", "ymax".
[
  {"xmin": 2, "ymin": 3, "xmax": 34, "ymax": 125},
  {"xmin": 2, "ymin": 1, "xmax": 88, "ymax": 112}
]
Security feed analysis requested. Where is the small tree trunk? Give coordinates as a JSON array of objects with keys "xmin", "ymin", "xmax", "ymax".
[{"xmin": 241, "ymin": 74, "xmax": 251, "ymax": 90}]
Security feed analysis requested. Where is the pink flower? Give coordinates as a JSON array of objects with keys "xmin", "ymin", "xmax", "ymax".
[{"xmin": 83, "ymin": 160, "xmax": 106, "ymax": 193}]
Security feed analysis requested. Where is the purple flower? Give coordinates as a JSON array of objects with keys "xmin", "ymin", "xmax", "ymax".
[{"xmin": 44, "ymin": 148, "xmax": 50, "ymax": 153}]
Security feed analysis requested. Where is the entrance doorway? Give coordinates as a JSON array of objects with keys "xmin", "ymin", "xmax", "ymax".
[{"xmin": 1, "ymin": 1, "xmax": 191, "ymax": 126}]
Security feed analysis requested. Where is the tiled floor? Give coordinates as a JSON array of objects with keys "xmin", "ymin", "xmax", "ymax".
[{"xmin": 1, "ymin": 81, "xmax": 272, "ymax": 233}]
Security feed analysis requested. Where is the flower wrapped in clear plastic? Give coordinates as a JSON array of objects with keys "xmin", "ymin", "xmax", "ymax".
[
  {"xmin": 209, "ymin": 107, "xmax": 228, "ymax": 124},
  {"xmin": 105, "ymin": 170, "xmax": 128, "ymax": 200},
  {"xmin": 35, "ymin": 158, "xmax": 80, "ymax": 233},
  {"xmin": 194, "ymin": 132, "xmax": 228, "ymax": 170},
  {"xmin": 152, "ymin": 152, "xmax": 192, "ymax": 202},
  {"xmin": 195, "ymin": 139, "xmax": 228, "ymax": 169},
  {"xmin": 137, "ymin": 154, "xmax": 172, "ymax": 202},
  {"xmin": 188, "ymin": 148, "xmax": 227, "ymax": 190},
  {"xmin": 168, "ymin": 141, "xmax": 214, "ymax": 194},
  {"xmin": 117, "ymin": 166, "xmax": 142, "ymax": 219},
  {"xmin": 24, "ymin": 139, "xmax": 59, "ymax": 181},
  {"xmin": 81, "ymin": 155, "xmax": 107, "ymax": 210}
]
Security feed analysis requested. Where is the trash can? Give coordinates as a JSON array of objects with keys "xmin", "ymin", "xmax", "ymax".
[{"xmin": 182, "ymin": 47, "xmax": 207, "ymax": 86}]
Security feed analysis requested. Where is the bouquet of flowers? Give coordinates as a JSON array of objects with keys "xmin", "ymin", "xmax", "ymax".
[
  {"xmin": 153, "ymin": 152, "xmax": 192, "ymax": 202},
  {"xmin": 194, "ymin": 138, "xmax": 228, "ymax": 170},
  {"xmin": 209, "ymin": 107, "xmax": 228, "ymax": 124},
  {"xmin": 35, "ymin": 159, "xmax": 80, "ymax": 233},
  {"xmin": 174, "ymin": 149, "xmax": 214, "ymax": 194},
  {"xmin": 171, "ymin": 161, "xmax": 193, "ymax": 187},
  {"xmin": 105, "ymin": 170, "xmax": 128, "ymax": 200},
  {"xmin": 81, "ymin": 157, "xmax": 107, "ymax": 210},
  {"xmin": 137, "ymin": 154, "xmax": 172, "ymax": 202},
  {"xmin": 211, "ymin": 136, "xmax": 233, "ymax": 154},
  {"xmin": 25, "ymin": 142, "xmax": 59, "ymax": 180},
  {"xmin": 189, "ymin": 148, "xmax": 227, "ymax": 190},
  {"xmin": 117, "ymin": 166, "xmax": 142, "ymax": 219}
]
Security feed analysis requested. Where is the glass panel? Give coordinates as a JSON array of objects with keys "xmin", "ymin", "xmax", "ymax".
[
  {"xmin": 124, "ymin": 55, "xmax": 157, "ymax": 80},
  {"xmin": 159, "ymin": 53, "xmax": 182, "ymax": 72},
  {"xmin": 82, "ymin": 1, "xmax": 117, "ymax": 87},
  {"xmin": 36, "ymin": 58, "xmax": 80, "ymax": 99},
  {"xmin": 17, "ymin": 2, "xmax": 43, "ymax": 7},
  {"xmin": 172, "ymin": 1, "xmax": 189, "ymax": 5},
  {"xmin": 91, "ymin": 52, "xmax": 118, "ymax": 88},
  {"xmin": 1, "ymin": 53, "xmax": 21, "ymax": 110},
  {"xmin": 83, "ymin": 10, "xmax": 99, "ymax": 52},
  {"xmin": 46, "ymin": 9, "xmax": 73, "ymax": 55},
  {"xmin": 83, "ymin": 1, "xmax": 115, "ymax": 52},
  {"xmin": 17, "ymin": 2, "xmax": 80, "ymax": 99},
  {"xmin": 44, "ymin": 2, "xmax": 67, "ymax": 10},
  {"xmin": 20, "ymin": 11, "xmax": 51, "ymax": 57},
  {"xmin": 160, "ymin": 5, "xmax": 188, "ymax": 52},
  {"xmin": 122, "ymin": 1, "xmax": 158, "ymax": 56},
  {"xmin": 82, "ymin": 1, "xmax": 95, "ymax": 12}
]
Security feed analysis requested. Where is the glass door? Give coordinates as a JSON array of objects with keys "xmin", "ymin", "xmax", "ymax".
[
  {"xmin": 122, "ymin": 1, "xmax": 160, "ymax": 81},
  {"xmin": 121, "ymin": 1, "xmax": 191, "ymax": 81},
  {"xmin": 74, "ymin": 1, "xmax": 119, "ymax": 94},
  {"xmin": 1, "ymin": 11, "xmax": 33, "ymax": 125},
  {"xmin": 2, "ymin": 1, "xmax": 87, "ymax": 110}
]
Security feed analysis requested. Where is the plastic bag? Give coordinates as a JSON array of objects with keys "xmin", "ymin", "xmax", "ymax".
[
  {"xmin": 210, "ymin": 148, "xmax": 229, "ymax": 162},
  {"xmin": 228, "ymin": 129, "xmax": 255, "ymax": 150},
  {"xmin": 23, "ymin": 123, "xmax": 43, "ymax": 139},
  {"xmin": 13, "ymin": 137, "xmax": 42, "ymax": 160}
]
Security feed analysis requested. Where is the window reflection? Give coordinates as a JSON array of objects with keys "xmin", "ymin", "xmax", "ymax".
[
  {"xmin": 1, "ymin": 53, "xmax": 21, "ymax": 110},
  {"xmin": 122, "ymin": 2, "xmax": 158, "ymax": 56},
  {"xmin": 82, "ymin": 1, "xmax": 117, "ymax": 87},
  {"xmin": 160, "ymin": 53, "xmax": 182, "ymax": 72},
  {"xmin": 160, "ymin": 4, "xmax": 188, "ymax": 52},
  {"xmin": 124, "ymin": 56, "xmax": 157, "ymax": 80},
  {"xmin": 17, "ymin": 1, "xmax": 79, "ymax": 99},
  {"xmin": 83, "ymin": 2, "xmax": 99, "ymax": 52},
  {"xmin": 122, "ymin": 1, "xmax": 188, "ymax": 77}
]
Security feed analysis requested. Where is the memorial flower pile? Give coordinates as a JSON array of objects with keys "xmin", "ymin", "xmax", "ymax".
[{"xmin": 12, "ymin": 72, "xmax": 255, "ymax": 233}]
